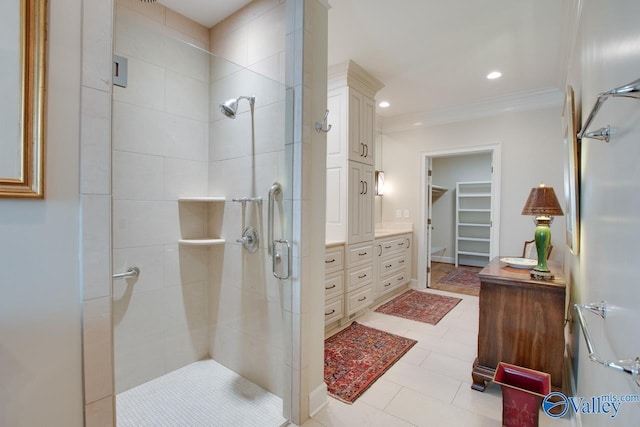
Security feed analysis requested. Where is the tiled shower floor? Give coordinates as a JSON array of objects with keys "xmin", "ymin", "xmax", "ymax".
[{"xmin": 116, "ymin": 359, "xmax": 287, "ymax": 426}]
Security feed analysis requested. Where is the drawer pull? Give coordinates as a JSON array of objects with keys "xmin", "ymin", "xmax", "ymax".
[
  {"xmin": 325, "ymin": 309, "xmax": 335, "ymax": 316},
  {"xmin": 398, "ymin": 242, "xmax": 405, "ymax": 246},
  {"xmin": 398, "ymin": 260, "xmax": 405, "ymax": 264},
  {"xmin": 385, "ymin": 264, "xmax": 393, "ymax": 268},
  {"xmin": 358, "ymin": 251, "xmax": 368, "ymax": 256},
  {"xmin": 384, "ymin": 282, "xmax": 392, "ymax": 287},
  {"xmin": 325, "ymin": 258, "xmax": 336, "ymax": 264},
  {"xmin": 358, "ymin": 274, "xmax": 367, "ymax": 279},
  {"xmin": 357, "ymin": 296, "xmax": 367, "ymax": 302},
  {"xmin": 384, "ymin": 245, "xmax": 392, "ymax": 249},
  {"xmin": 325, "ymin": 284, "xmax": 336, "ymax": 290},
  {"xmin": 397, "ymin": 276, "xmax": 404, "ymax": 281}
]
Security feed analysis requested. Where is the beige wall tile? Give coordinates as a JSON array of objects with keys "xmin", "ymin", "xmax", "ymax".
[
  {"xmin": 165, "ymin": 8, "xmax": 209, "ymax": 49},
  {"xmin": 80, "ymin": 87, "xmax": 112, "ymax": 195},
  {"xmin": 83, "ymin": 297, "xmax": 114, "ymax": 404},
  {"xmin": 85, "ymin": 395, "xmax": 114, "ymax": 427}
]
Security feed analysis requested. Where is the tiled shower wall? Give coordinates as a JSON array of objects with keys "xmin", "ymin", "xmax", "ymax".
[
  {"xmin": 112, "ymin": 0, "xmax": 290, "ymax": 398},
  {"xmin": 207, "ymin": 0, "xmax": 288, "ymax": 397},
  {"xmin": 111, "ymin": 1, "xmax": 212, "ymax": 393}
]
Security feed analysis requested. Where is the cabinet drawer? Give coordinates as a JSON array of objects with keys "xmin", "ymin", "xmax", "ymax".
[
  {"xmin": 324, "ymin": 296, "xmax": 344, "ymax": 325},
  {"xmin": 346, "ymin": 243, "xmax": 373, "ymax": 267},
  {"xmin": 378, "ymin": 270, "xmax": 408, "ymax": 296},
  {"xmin": 325, "ymin": 270, "xmax": 344, "ymax": 300},
  {"xmin": 346, "ymin": 265, "xmax": 373, "ymax": 291},
  {"xmin": 346, "ymin": 285, "xmax": 373, "ymax": 315},
  {"xmin": 325, "ymin": 246, "xmax": 344, "ymax": 273},
  {"xmin": 379, "ymin": 236, "xmax": 408, "ymax": 256},
  {"xmin": 379, "ymin": 254, "xmax": 406, "ymax": 277}
]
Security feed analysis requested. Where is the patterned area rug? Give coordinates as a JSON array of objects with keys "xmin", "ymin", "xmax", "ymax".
[
  {"xmin": 374, "ymin": 290, "xmax": 462, "ymax": 324},
  {"xmin": 431, "ymin": 267, "xmax": 481, "ymax": 296},
  {"xmin": 324, "ymin": 322, "xmax": 417, "ymax": 404}
]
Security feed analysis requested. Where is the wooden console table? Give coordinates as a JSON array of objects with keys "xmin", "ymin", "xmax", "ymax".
[{"xmin": 471, "ymin": 257, "xmax": 566, "ymax": 392}]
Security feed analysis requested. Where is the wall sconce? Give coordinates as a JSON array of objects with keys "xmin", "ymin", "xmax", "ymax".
[
  {"xmin": 521, "ymin": 183, "xmax": 563, "ymax": 279},
  {"xmin": 375, "ymin": 170, "xmax": 384, "ymax": 196}
]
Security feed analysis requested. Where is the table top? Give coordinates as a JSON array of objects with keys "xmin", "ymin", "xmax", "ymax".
[{"xmin": 478, "ymin": 257, "xmax": 566, "ymax": 289}]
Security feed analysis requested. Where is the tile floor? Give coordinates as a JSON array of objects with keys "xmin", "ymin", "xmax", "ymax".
[{"xmin": 301, "ymin": 288, "xmax": 573, "ymax": 427}]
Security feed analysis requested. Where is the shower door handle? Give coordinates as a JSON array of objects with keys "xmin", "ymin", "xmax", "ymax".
[{"xmin": 272, "ymin": 239, "xmax": 291, "ymax": 280}]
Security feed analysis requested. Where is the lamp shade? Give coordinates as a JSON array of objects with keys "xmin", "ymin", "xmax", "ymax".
[{"xmin": 521, "ymin": 184, "xmax": 564, "ymax": 216}]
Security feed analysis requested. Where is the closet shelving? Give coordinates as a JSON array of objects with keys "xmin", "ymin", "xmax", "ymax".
[
  {"xmin": 455, "ymin": 181, "xmax": 491, "ymax": 267},
  {"xmin": 178, "ymin": 197, "xmax": 226, "ymax": 246}
]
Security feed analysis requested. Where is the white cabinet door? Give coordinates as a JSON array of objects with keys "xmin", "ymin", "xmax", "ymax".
[
  {"xmin": 347, "ymin": 88, "xmax": 375, "ymax": 166},
  {"xmin": 347, "ymin": 162, "xmax": 374, "ymax": 244},
  {"xmin": 360, "ymin": 164, "xmax": 374, "ymax": 241}
]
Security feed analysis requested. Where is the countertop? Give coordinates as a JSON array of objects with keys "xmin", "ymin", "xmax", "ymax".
[{"xmin": 326, "ymin": 223, "xmax": 413, "ymax": 246}]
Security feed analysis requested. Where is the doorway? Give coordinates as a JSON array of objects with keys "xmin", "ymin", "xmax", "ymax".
[{"xmin": 418, "ymin": 144, "xmax": 501, "ymax": 288}]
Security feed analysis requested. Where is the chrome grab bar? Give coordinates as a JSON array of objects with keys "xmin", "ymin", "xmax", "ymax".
[
  {"xmin": 112, "ymin": 267, "xmax": 139, "ymax": 280},
  {"xmin": 268, "ymin": 182, "xmax": 282, "ymax": 259},
  {"xmin": 574, "ymin": 302, "xmax": 640, "ymax": 386}
]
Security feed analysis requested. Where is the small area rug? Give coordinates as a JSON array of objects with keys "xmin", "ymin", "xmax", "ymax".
[
  {"xmin": 432, "ymin": 267, "xmax": 481, "ymax": 296},
  {"xmin": 374, "ymin": 289, "xmax": 461, "ymax": 324},
  {"xmin": 324, "ymin": 322, "xmax": 416, "ymax": 404}
]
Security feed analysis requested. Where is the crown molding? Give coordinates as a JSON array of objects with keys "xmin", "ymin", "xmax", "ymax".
[
  {"xmin": 328, "ymin": 60, "xmax": 385, "ymax": 96},
  {"xmin": 381, "ymin": 88, "xmax": 564, "ymax": 133}
]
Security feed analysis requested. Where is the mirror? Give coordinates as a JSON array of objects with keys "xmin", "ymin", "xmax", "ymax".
[{"xmin": 0, "ymin": 0, "xmax": 47, "ymax": 198}]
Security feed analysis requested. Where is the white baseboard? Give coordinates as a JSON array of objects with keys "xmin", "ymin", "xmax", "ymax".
[
  {"xmin": 432, "ymin": 256, "xmax": 455, "ymax": 264},
  {"xmin": 308, "ymin": 382, "xmax": 327, "ymax": 418}
]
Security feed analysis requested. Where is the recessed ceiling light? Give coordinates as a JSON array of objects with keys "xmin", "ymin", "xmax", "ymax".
[
  {"xmin": 379, "ymin": 101, "xmax": 390, "ymax": 108},
  {"xmin": 487, "ymin": 71, "xmax": 502, "ymax": 80}
]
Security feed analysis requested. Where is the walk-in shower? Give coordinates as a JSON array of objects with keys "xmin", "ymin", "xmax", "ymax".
[
  {"xmin": 111, "ymin": 4, "xmax": 292, "ymax": 426},
  {"xmin": 220, "ymin": 95, "xmax": 256, "ymax": 119}
]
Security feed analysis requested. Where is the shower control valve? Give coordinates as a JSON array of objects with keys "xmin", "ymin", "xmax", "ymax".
[{"xmin": 237, "ymin": 226, "xmax": 259, "ymax": 253}]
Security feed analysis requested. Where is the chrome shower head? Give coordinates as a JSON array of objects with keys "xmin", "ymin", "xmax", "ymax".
[{"xmin": 219, "ymin": 96, "xmax": 255, "ymax": 119}]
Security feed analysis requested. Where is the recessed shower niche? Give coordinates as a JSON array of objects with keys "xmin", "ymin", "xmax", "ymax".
[{"xmin": 178, "ymin": 197, "xmax": 226, "ymax": 246}]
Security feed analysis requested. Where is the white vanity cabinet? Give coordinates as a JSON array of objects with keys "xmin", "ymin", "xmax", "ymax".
[
  {"xmin": 344, "ymin": 241, "xmax": 374, "ymax": 315},
  {"xmin": 324, "ymin": 245, "xmax": 345, "ymax": 326},
  {"xmin": 325, "ymin": 60, "xmax": 383, "ymax": 246},
  {"xmin": 375, "ymin": 233, "xmax": 412, "ymax": 299}
]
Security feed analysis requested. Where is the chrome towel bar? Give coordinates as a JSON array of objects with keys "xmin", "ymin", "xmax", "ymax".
[
  {"xmin": 577, "ymin": 77, "xmax": 640, "ymax": 142},
  {"xmin": 574, "ymin": 301, "xmax": 640, "ymax": 386},
  {"xmin": 113, "ymin": 267, "xmax": 139, "ymax": 280}
]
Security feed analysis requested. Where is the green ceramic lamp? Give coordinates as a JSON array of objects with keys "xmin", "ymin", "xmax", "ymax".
[{"xmin": 521, "ymin": 183, "xmax": 564, "ymax": 279}]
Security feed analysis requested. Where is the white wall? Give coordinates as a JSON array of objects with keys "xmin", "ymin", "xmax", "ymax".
[
  {"xmin": 0, "ymin": 0, "xmax": 84, "ymax": 425},
  {"xmin": 566, "ymin": 0, "xmax": 640, "ymax": 425},
  {"xmin": 431, "ymin": 153, "xmax": 492, "ymax": 263},
  {"xmin": 381, "ymin": 106, "xmax": 566, "ymax": 280}
]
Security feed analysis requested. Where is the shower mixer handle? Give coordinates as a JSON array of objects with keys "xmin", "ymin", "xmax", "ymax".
[{"xmin": 237, "ymin": 226, "xmax": 259, "ymax": 253}]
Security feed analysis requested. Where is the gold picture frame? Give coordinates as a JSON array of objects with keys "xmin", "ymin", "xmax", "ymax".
[
  {"xmin": 0, "ymin": 0, "xmax": 47, "ymax": 198},
  {"xmin": 563, "ymin": 85, "xmax": 580, "ymax": 254}
]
